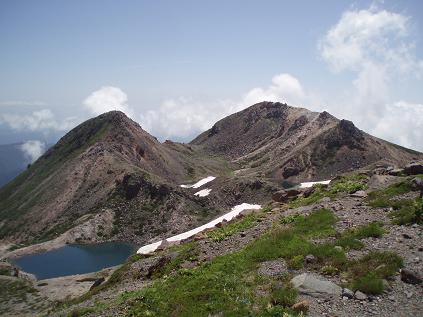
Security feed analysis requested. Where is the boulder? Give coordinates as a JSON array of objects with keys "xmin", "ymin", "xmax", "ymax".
[
  {"xmin": 291, "ymin": 273, "xmax": 342, "ymax": 297},
  {"xmin": 342, "ymin": 288, "xmax": 354, "ymax": 299},
  {"xmin": 401, "ymin": 268, "xmax": 422, "ymax": 285},
  {"xmin": 355, "ymin": 290, "xmax": 367, "ymax": 300},
  {"xmin": 272, "ymin": 189, "xmax": 302, "ymax": 203},
  {"xmin": 404, "ymin": 163, "xmax": 423, "ymax": 176},
  {"xmin": 350, "ymin": 190, "xmax": 367, "ymax": 198},
  {"xmin": 305, "ymin": 254, "xmax": 317, "ymax": 264},
  {"xmin": 411, "ymin": 177, "xmax": 423, "ymax": 198}
]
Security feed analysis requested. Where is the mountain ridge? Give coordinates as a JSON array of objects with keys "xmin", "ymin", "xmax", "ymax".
[{"xmin": 0, "ymin": 102, "xmax": 421, "ymax": 246}]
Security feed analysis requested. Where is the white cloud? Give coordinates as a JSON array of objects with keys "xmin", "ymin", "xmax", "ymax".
[
  {"xmin": 139, "ymin": 73, "xmax": 311, "ymax": 141},
  {"xmin": 319, "ymin": 5, "xmax": 423, "ymax": 151},
  {"xmin": 242, "ymin": 73, "xmax": 306, "ymax": 107},
  {"xmin": 83, "ymin": 86, "xmax": 134, "ymax": 118},
  {"xmin": 371, "ymin": 101, "xmax": 423, "ymax": 151},
  {"xmin": 19, "ymin": 140, "xmax": 46, "ymax": 163},
  {"xmin": 0, "ymin": 109, "xmax": 77, "ymax": 132}
]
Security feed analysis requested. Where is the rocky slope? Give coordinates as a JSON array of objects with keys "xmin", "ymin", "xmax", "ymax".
[
  {"xmin": 192, "ymin": 102, "xmax": 422, "ymax": 182},
  {"xmin": 6, "ymin": 164, "xmax": 419, "ymax": 317}
]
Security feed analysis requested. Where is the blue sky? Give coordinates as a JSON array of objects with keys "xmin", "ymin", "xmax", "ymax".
[{"xmin": 1, "ymin": 0, "xmax": 423, "ymax": 155}]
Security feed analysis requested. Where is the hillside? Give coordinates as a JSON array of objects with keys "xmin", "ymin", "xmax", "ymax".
[
  {"xmin": 0, "ymin": 103, "xmax": 421, "ymax": 247},
  {"xmin": 192, "ymin": 102, "xmax": 421, "ymax": 182}
]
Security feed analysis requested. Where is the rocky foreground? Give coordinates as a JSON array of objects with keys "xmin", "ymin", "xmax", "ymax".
[{"xmin": 1, "ymin": 163, "xmax": 423, "ymax": 316}]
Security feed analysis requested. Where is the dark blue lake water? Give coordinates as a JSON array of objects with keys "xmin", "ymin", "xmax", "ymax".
[{"xmin": 13, "ymin": 242, "xmax": 135, "ymax": 280}]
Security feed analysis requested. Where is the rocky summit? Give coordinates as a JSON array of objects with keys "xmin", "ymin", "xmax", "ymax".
[{"xmin": 0, "ymin": 102, "xmax": 422, "ymax": 316}]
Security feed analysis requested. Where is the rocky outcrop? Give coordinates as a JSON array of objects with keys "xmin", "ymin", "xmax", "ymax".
[{"xmin": 291, "ymin": 273, "xmax": 342, "ymax": 297}]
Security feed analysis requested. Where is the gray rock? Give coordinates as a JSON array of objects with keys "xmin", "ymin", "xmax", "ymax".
[
  {"xmin": 342, "ymin": 288, "xmax": 354, "ymax": 299},
  {"xmin": 404, "ymin": 163, "xmax": 423, "ymax": 176},
  {"xmin": 305, "ymin": 254, "xmax": 317, "ymax": 264},
  {"xmin": 355, "ymin": 290, "xmax": 367, "ymax": 300},
  {"xmin": 350, "ymin": 190, "xmax": 367, "ymax": 198},
  {"xmin": 272, "ymin": 189, "xmax": 302, "ymax": 203},
  {"xmin": 401, "ymin": 268, "xmax": 422, "ymax": 285},
  {"xmin": 291, "ymin": 273, "xmax": 342, "ymax": 297}
]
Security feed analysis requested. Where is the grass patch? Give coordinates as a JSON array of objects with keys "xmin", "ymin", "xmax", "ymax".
[
  {"xmin": 288, "ymin": 174, "xmax": 368, "ymax": 208},
  {"xmin": 335, "ymin": 222, "xmax": 384, "ymax": 250},
  {"xmin": 207, "ymin": 214, "xmax": 258, "ymax": 241},
  {"xmin": 348, "ymin": 251, "xmax": 403, "ymax": 294},
  {"xmin": 367, "ymin": 180, "xmax": 413, "ymax": 208},
  {"xmin": 389, "ymin": 198, "xmax": 423, "ymax": 225},
  {"xmin": 329, "ymin": 174, "xmax": 368, "ymax": 195}
]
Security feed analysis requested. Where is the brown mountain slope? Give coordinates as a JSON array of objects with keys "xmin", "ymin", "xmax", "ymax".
[
  {"xmin": 191, "ymin": 101, "xmax": 422, "ymax": 182},
  {"xmin": 0, "ymin": 111, "xmax": 249, "ymax": 245}
]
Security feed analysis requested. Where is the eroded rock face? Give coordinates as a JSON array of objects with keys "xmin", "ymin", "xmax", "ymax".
[
  {"xmin": 404, "ymin": 163, "xmax": 423, "ymax": 176},
  {"xmin": 291, "ymin": 273, "xmax": 342, "ymax": 297}
]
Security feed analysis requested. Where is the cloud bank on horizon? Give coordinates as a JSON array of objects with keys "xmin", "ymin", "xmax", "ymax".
[{"xmin": 0, "ymin": 5, "xmax": 422, "ymax": 151}]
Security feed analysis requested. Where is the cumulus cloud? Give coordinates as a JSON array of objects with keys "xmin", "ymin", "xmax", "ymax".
[
  {"xmin": 319, "ymin": 5, "xmax": 423, "ymax": 151},
  {"xmin": 242, "ymin": 73, "xmax": 307, "ymax": 107},
  {"xmin": 19, "ymin": 140, "xmax": 46, "ymax": 163},
  {"xmin": 83, "ymin": 86, "xmax": 135, "ymax": 118},
  {"xmin": 139, "ymin": 73, "xmax": 311, "ymax": 141},
  {"xmin": 0, "ymin": 109, "xmax": 78, "ymax": 132}
]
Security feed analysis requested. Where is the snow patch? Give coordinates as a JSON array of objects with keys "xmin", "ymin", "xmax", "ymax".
[
  {"xmin": 299, "ymin": 180, "xmax": 331, "ymax": 188},
  {"xmin": 180, "ymin": 176, "xmax": 216, "ymax": 189},
  {"xmin": 137, "ymin": 203, "xmax": 261, "ymax": 255},
  {"xmin": 194, "ymin": 189, "xmax": 211, "ymax": 197}
]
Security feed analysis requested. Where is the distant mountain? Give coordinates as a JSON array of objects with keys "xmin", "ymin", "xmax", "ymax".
[
  {"xmin": 0, "ymin": 143, "xmax": 27, "ymax": 187},
  {"xmin": 0, "ymin": 103, "xmax": 421, "ymax": 246}
]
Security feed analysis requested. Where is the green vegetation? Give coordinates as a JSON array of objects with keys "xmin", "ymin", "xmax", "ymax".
[
  {"xmin": 367, "ymin": 180, "xmax": 413, "ymax": 208},
  {"xmin": 0, "ymin": 268, "xmax": 10, "ymax": 276},
  {"xmin": 207, "ymin": 214, "xmax": 258, "ymax": 241},
  {"xmin": 270, "ymin": 283, "xmax": 298, "ymax": 307},
  {"xmin": 348, "ymin": 251, "xmax": 403, "ymax": 294},
  {"xmin": 328, "ymin": 174, "xmax": 368, "ymax": 195},
  {"xmin": 389, "ymin": 197, "xmax": 423, "ymax": 225},
  {"xmin": 366, "ymin": 179, "xmax": 422, "ymax": 225},
  {"xmin": 288, "ymin": 174, "xmax": 368, "ymax": 208},
  {"xmin": 115, "ymin": 209, "xmax": 336, "ymax": 316},
  {"xmin": 335, "ymin": 222, "xmax": 384, "ymax": 250}
]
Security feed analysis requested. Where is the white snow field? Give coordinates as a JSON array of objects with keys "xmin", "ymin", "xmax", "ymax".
[
  {"xmin": 299, "ymin": 180, "xmax": 331, "ymax": 188},
  {"xmin": 137, "ymin": 203, "xmax": 261, "ymax": 255},
  {"xmin": 194, "ymin": 188, "xmax": 212, "ymax": 197},
  {"xmin": 180, "ymin": 176, "xmax": 216, "ymax": 189}
]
